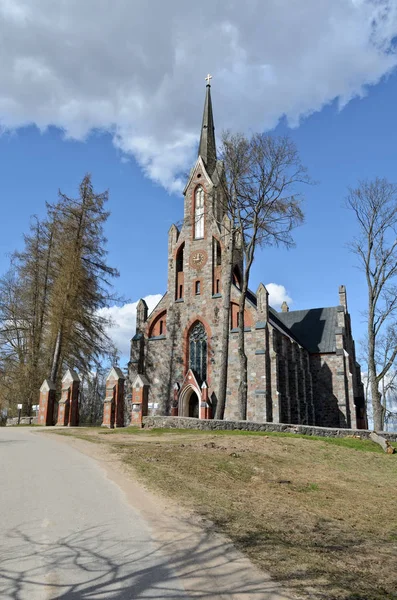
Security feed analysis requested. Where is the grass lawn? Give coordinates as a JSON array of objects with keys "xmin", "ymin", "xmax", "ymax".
[{"xmin": 46, "ymin": 426, "xmax": 397, "ymax": 600}]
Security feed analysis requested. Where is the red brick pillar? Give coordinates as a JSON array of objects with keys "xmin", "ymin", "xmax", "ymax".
[
  {"xmin": 130, "ymin": 374, "xmax": 149, "ymax": 427},
  {"xmin": 200, "ymin": 382, "xmax": 212, "ymax": 419},
  {"xmin": 102, "ymin": 388, "xmax": 115, "ymax": 429},
  {"xmin": 38, "ymin": 379, "xmax": 56, "ymax": 426},
  {"xmin": 102, "ymin": 367, "xmax": 125, "ymax": 428},
  {"xmin": 57, "ymin": 369, "xmax": 80, "ymax": 427},
  {"xmin": 171, "ymin": 383, "xmax": 180, "ymax": 416}
]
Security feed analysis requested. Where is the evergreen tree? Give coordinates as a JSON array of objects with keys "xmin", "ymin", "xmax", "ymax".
[
  {"xmin": 0, "ymin": 174, "xmax": 119, "ymax": 416},
  {"xmin": 47, "ymin": 174, "xmax": 119, "ymax": 385}
]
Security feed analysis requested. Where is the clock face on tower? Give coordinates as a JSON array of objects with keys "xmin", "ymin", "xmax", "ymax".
[{"xmin": 189, "ymin": 250, "xmax": 207, "ymax": 270}]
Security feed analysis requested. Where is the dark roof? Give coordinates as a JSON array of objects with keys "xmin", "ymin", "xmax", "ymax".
[
  {"xmin": 268, "ymin": 307, "xmax": 303, "ymax": 345},
  {"xmin": 237, "ymin": 285, "xmax": 338, "ymax": 353},
  {"xmin": 198, "ymin": 84, "xmax": 217, "ymax": 176},
  {"xmin": 276, "ymin": 307, "xmax": 338, "ymax": 353},
  {"xmin": 246, "ymin": 288, "xmax": 257, "ymax": 307}
]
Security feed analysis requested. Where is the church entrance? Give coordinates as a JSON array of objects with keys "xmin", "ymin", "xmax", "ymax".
[
  {"xmin": 179, "ymin": 385, "xmax": 201, "ymax": 418},
  {"xmin": 188, "ymin": 391, "xmax": 199, "ymax": 418}
]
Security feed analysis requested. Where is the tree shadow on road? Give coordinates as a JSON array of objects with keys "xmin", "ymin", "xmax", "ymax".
[{"xmin": 0, "ymin": 521, "xmax": 291, "ymax": 599}]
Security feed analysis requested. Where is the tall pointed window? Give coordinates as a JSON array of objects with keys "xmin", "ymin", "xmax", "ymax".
[
  {"xmin": 175, "ymin": 243, "xmax": 184, "ymax": 300},
  {"xmin": 194, "ymin": 186, "xmax": 205, "ymax": 239},
  {"xmin": 189, "ymin": 321, "xmax": 207, "ymax": 385}
]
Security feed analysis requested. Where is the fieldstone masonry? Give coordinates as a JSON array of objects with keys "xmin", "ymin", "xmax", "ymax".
[
  {"xmin": 142, "ymin": 416, "xmax": 397, "ymax": 442},
  {"xmin": 128, "ymin": 83, "xmax": 367, "ymax": 430}
]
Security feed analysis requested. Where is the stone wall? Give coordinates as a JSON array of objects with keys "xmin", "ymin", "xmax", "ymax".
[
  {"xmin": 6, "ymin": 417, "xmax": 38, "ymax": 426},
  {"xmin": 142, "ymin": 415, "xmax": 397, "ymax": 442},
  {"xmin": 310, "ymin": 353, "xmax": 345, "ymax": 428}
]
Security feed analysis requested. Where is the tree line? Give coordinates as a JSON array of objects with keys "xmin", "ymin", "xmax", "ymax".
[{"xmin": 0, "ymin": 174, "xmax": 119, "ymax": 418}]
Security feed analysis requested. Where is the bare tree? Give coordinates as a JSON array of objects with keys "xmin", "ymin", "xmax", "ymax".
[
  {"xmin": 214, "ymin": 134, "xmax": 250, "ymax": 419},
  {"xmin": 216, "ymin": 132, "xmax": 308, "ymax": 420},
  {"xmin": 0, "ymin": 268, "xmax": 30, "ymax": 412},
  {"xmin": 346, "ymin": 177, "xmax": 397, "ymax": 431}
]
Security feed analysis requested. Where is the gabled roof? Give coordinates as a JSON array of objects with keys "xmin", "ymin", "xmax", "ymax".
[
  {"xmin": 132, "ymin": 374, "xmax": 150, "ymax": 387},
  {"xmin": 106, "ymin": 366, "xmax": 125, "ymax": 381},
  {"xmin": 40, "ymin": 379, "xmax": 56, "ymax": 392},
  {"xmin": 183, "ymin": 156, "xmax": 213, "ymax": 195},
  {"xmin": 239, "ymin": 285, "xmax": 338, "ymax": 353},
  {"xmin": 276, "ymin": 307, "xmax": 338, "ymax": 353},
  {"xmin": 62, "ymin": 368, "xmax": 80, "ymax": 384}
]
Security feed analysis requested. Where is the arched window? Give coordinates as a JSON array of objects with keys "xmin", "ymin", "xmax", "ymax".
[
  {"xmin": 149, "ymin": 311, "xmax": 167, "ymax": 337},
  {"xmin": 213, "ymin": 237, "xmax": 222, "ymax": 295},
  {"xmin": 189, "ymin": 321, "xmax": 207, "ymax": 384},
  {"xmin": 175, "ymin": 243, "xmax": 184, "ymax": 300},
  {"xmin": 194, "ymin": 186, "xmax": 205, "ymax": 239}
]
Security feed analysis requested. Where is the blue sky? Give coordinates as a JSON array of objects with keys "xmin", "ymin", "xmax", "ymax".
[{"xmin": 1, "ymin": 0, "xmax": 397, "ymax": 362}]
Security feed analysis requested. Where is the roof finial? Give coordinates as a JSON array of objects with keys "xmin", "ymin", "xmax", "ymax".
[{"xmin": 205, "ymin": 73, "xmax": 213, "ymax": 86}]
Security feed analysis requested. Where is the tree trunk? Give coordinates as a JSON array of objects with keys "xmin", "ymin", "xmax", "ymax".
[
  {"xmin": 215, "ymin": 232, "xmax": 234, "ymax": 420},
  {"xmin": 367, "ymin": 283, "xmax": 385, "ymax": 431},
  {"xmin": 368, "ymin": 319, "xmax": 384, "ymax": 431},
  {"xmin": 237, "ymin": 279, "xmax": 248, "ymax": 420},
  {"xmin": 50, "ymin": 328, "xmax": 63, "ymax": 384}
]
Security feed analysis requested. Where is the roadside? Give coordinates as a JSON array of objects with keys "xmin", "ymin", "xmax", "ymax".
[
  {"xmin": 42, "ymin": 428, "xmax": 296, "ymax": 600},
  {"xmin": 41, "ymin": 427, "xmax": 397, "ymax": 600}
]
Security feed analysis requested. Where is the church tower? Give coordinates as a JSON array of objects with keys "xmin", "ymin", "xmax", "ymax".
[{"xmin": 130, "ymin": 77, "xmax": 242, "ymax": 418}]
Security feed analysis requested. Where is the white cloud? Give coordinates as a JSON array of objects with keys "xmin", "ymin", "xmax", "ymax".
[
  {"xmin": 0, "ymin": 1, "xmax": 397, "ymax": 191},
  {"xmin": 98, "ymin": 294, "xmax": 162, "ymax": 355},
  {"xmin": 266, "ymin": 283, "xmax": 292, "ymax": 310}
]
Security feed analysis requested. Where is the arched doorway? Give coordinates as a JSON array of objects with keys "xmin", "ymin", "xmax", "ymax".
[
  {"xmin": 179, "ymin": 385, "xmax": 201, "ymax": 418},
  {"xmin": 188, "ymin": 391, "xmax": 199, "ymax": 418}
]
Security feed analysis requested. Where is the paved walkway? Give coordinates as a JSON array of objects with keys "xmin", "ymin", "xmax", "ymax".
[{"xmin": 0, "ymin": 427, "xmax": 292, "ymax": 600}]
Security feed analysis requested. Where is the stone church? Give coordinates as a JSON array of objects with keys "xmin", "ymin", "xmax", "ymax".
[{"xmin": 129, "ymin": 81, "xmax": 367, "ymax": 430}]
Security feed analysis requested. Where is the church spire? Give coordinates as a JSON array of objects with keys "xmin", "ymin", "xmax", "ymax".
[{"xmin": 198, "ymin": 75, "xmax": 217, "ymax": 176}]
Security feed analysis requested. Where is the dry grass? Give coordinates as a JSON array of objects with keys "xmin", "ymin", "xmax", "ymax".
[{"xmin": 47, "ymin": 427, "xmax": 397, "ymax": 600}]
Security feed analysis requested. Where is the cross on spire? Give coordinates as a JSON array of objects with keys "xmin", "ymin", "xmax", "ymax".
[{"xmin": 205, "ymin": 73, "xmax": 212, "ymax": 86}]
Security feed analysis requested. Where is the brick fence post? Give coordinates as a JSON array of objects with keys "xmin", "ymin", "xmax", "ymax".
[
  {"xmin": 130, "ymin": 374, "xmax": 150, "ymax": 427},
  {"xmin": 38, "ymin": 379, "xmax": 56, "ymax": 426},
  {"xmin": 102, "ymin": 367, "xmax": 125, "ymax": 428},
  {"xmin": 200, "ymin": 382, "xmax": 212, "ymax": 419},
  {"xmin": 57, "ymin": 369, "xmax": 80, "ymax": 427}
]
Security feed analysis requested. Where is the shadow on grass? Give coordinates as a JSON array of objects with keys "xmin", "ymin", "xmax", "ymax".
[{"xmin": 230, "ymin": 528, "xmax": 397, "ymax": 600}]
